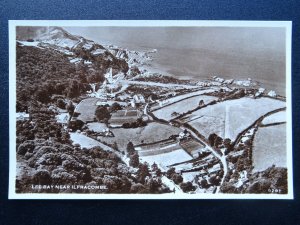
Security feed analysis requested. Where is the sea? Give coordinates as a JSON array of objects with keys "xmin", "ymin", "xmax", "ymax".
[
  {"xmin": 64, "ymin": 27, "xmax": 287, "ymax": 96},
  {"xmin": 139, "ymin": 46, "xmax": 286, "ymax": 96}
]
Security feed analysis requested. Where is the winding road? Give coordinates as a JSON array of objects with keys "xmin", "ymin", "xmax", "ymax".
[{"xmin": 180, "ymin": 126, "xmax": 228, "ymax": 193}]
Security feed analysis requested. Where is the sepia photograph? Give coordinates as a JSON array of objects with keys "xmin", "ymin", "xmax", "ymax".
[{"xmin": 9, "ymin": 20, "xmax": 293, "ymax": 199}]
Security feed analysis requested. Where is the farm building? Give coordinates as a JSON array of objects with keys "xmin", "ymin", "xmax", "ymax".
[
  {"xmin": 129, "ymin": 94, "xmax": 146, "ymax": 108},
  {"xmin": 133, "ymin": 94, "xmax": 145, "ymax": 104}
]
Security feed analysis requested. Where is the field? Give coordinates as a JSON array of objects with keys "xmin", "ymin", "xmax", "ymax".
[
  {"xmin": 109, "ymin": 109, "xmax": 140, "ymax": 126},
  {"xmin": 252, "ymin": 124, "xmax": 286, "ymax": 172},
  {"xmin": 136, "ymin": 140, "xmax": 182, "ymax": 156},
  {"xmin": 70, "ymin": 132, "xmax": 112, "ymax": 151},
  {"xmin": 185, "ymin": 97, "xmax": 285, "ymax": 141},
  {"xmin": 189, "ymin": 116, "xmax": 225, "ymax": 140},
  {"xmin": 140, "ymin": 149, "xmax": 192, "ymax": 170},
  {"xmin": 96, "ymin": 122, "xmax": 183, "ymax": 151},
  {"xmin": 262, "ymin": 110, "xmax": 286, "ymax": 125},
  {"xmin": 74, "ymin": 98, "xmax": 99, "ymax": 123},
  {"xmin": 181, "ymin": 171, "xmax": 201, "ymax": 183},
  {"xmin": 151, "ymin": 88, "xmax": 217, "ymax": 111},
  {"xmin": 152, "ymin": 95, "xmax": 217, "ymax": 121},
  {"xmin": 87, "ymin": 122, "xmax": 108, "ymax": 132},
  {"xmin": 56, "ymin": 112, "xmax": 69, "ymax": 123},
  {"xmin": 180, "ymin": 139, "xmax": 205, "ymax": 157}
]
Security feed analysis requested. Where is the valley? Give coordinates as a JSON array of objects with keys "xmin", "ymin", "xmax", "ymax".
[{"xmin": 15, "ymin": 26, "xmax": 288, "ymax": 194}]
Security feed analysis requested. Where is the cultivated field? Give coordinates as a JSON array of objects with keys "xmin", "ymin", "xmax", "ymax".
[
  {"xmin": 136, "ymin": 140, "xmax": 182, "ymax": 156},
  {"xmin": 262, "ymin": 110, "xmax": 286, "ymax": 125},
  {"xmin": 153, "ymin": 95, "xmax": 217, "ymax": 121},
  {"xmin": 140, "ymin": 149, "xmax": 192, "ymax": 170},
  {"xmin": 180, "ymin": 139, "xmax": 206, "ymax": 157},
  {"xmin": 252, "ymin": 124, "xmax": 286, "ymax": 172},
  {"xmin": 109, "ymin": 109, "xmax": 140, "ymax": 126},
  {"xmin": 96, "ymin": 122, "xmax": 183, "ymax": 151},
  {"xmin": 185, "ymin": 97, "xmax": 285, "ymax": 141},
  {"xmin": 151, "ymin": 88, "xmax": 217, "ymax": 111},
  {"xmin": 70, "ymin": 132, "xmax": 112, "ymax": 151}
]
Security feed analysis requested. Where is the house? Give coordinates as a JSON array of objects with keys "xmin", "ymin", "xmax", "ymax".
[
  {"xmin": 268, "ymin": 90, "xmax": 277, "ymax": 97},
  {"xmin": 214, "ymin": 77, "xmax": 225, "ymax": 83},
  {"xmin": 133, "ymin": 94, "xmax": 145, "ymax": 104},
  {"xmin": 179, "ymin": 129, "xmax": 190, "ymax": 140},
  {"xmin": 100, "ymin": 128, "xmax": 114, "ymax": 137},
  {"xmin": 130, "ymin": 99, "xmax": 136, "ymax": 108},
  {"xmin": 158, "ymin": 99, "xmax": 169, "ymax": 107},
  {"xmin": 16, "ymin": 112, "xmax": 30, "ymax": 121},
  {"xmin": 129, "ymin": 94, "xmax": 145, "ymax": 108},
  {"xmin": 104, "ymin": 68, "xmax": 114, "ymax": 84},
  {"xmin": 207, "ymin": 163, "xmax": 221, "ymax": 173},
  {"xmin": 255, "ymin": 87, "xmax": 265, "ymax": 97},
  {"xmin": 224, "ymin": 79, "xmax": 234, "ymax": 84}
]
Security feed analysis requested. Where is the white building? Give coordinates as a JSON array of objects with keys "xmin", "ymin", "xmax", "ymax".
[
  {"xmin": 104, "ymin": 68, "xmax": 114, "ymax": 84},
  {"xmin": 158, "ymin": 99, "xmax": 169, "ymax": 107},
  {"xmin": 133, "ymin": 94, "xmax": 145, "ymax": 104},
  {"xmin": 268, "ymin": 90, "xmax": 277, "ymax": 97},
  {"xmin": 16, "ymin": 112, "xmax": 30, "ymax": 121}
]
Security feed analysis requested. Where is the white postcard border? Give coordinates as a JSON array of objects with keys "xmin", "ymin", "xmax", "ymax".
[{"xmin": 9, "ymin": 20, "xmax": 293, "ymax": 199}]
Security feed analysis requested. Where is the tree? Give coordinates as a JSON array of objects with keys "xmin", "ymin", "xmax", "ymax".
[
  {"xmin": 95, "ymin": 106, "xmax": 111, "ymax": 122},
  {"xmin": 129, "ymin": 153, "xmax": 139, "ymax": 168},
  {"xmin": 208, "ymin": 133, "xmax": 223, "ymax": 148},
  {"xmin": 130, "ymin": 183, "xmax": 146, "ymax": 193},
  {"xmin": 109, "ymin": 102, "xmax": 122, "ymax": 112},
  {"xmin": 223, "ymin": 138, "xmax": 232, "ymax": 149},
  {"xmin": 136, "ymin": 118, "xmax": 147, "ymax": 127},
  {"xmin": 67, "ymin": 80, "xmax": 81, "ymax": 98},
  {"xmin": 166, "ymin": 167, "xmax": 176, "ymax": 179},
  {"xmin": 94, "ymin": 71, "xmax": 105, "ymax": 83},
  {"xmin": 66, "ymin": 101, "xmax": 75, "ymax": 116},
  {"xmin": 200, "ymin": 178, "xmax": 209, "ymax": 188},
  {"xmin": 122, "ymin": 123, "xmax": 131, "ymax": 128},
  {"xmin": 148, "ymin": 162, "xmax": 163, "ymax": 179},
  {"xmin": 180, "ymin": 182, "xmax": 195, "ymax": 193},
  {"xmin": 112, "ymin": 142, "xmax": 119, "ymax": 151},
  {"xmin": 137, "ymin": 162, "xmax": 150, "ymax": 184},
  {"xmin": 126, "ymin": 142, "xmax": 135, "ymax": 155},
  {"xmin": 155, "ymin": 168, "xmax": 162, "ymax": 177},
  {"xmin": 57, "ymin": 98, "xmax": 66, "ymax": 109},
  {"xmin": 35, "ymin": 89, "xmax": 50, "ymax": 103},
  {"xmin": 209, "ymin": 175, "xmax": 221, "ymax": 186},
  {"xmin": 147, "ymin": 177, "xmax": 162, "ymax": 192},
  {"xmin": 171, "ymin": 173, "xmax": 183, "ymax": 184},
  {"xmin": 68, "ymin": 119, "xmax": 84, "ymax": 132},
  {"xmin": 151, "ymin": 163, "xmax": 158, "ymax": 172}
]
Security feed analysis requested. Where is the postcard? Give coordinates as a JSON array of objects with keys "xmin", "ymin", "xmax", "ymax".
[{"xmin": 9, "ymin": 20, "xmax": 293, "ymax": 199}]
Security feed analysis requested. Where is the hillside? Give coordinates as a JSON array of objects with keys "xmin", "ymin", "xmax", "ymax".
[
  {"xmin": 15, "ymin": 27, "xmax": 172, "ymax": 194},
  {"xmin": 16, "ymin": 26, "xmax": 134, "ymax": 110}
]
